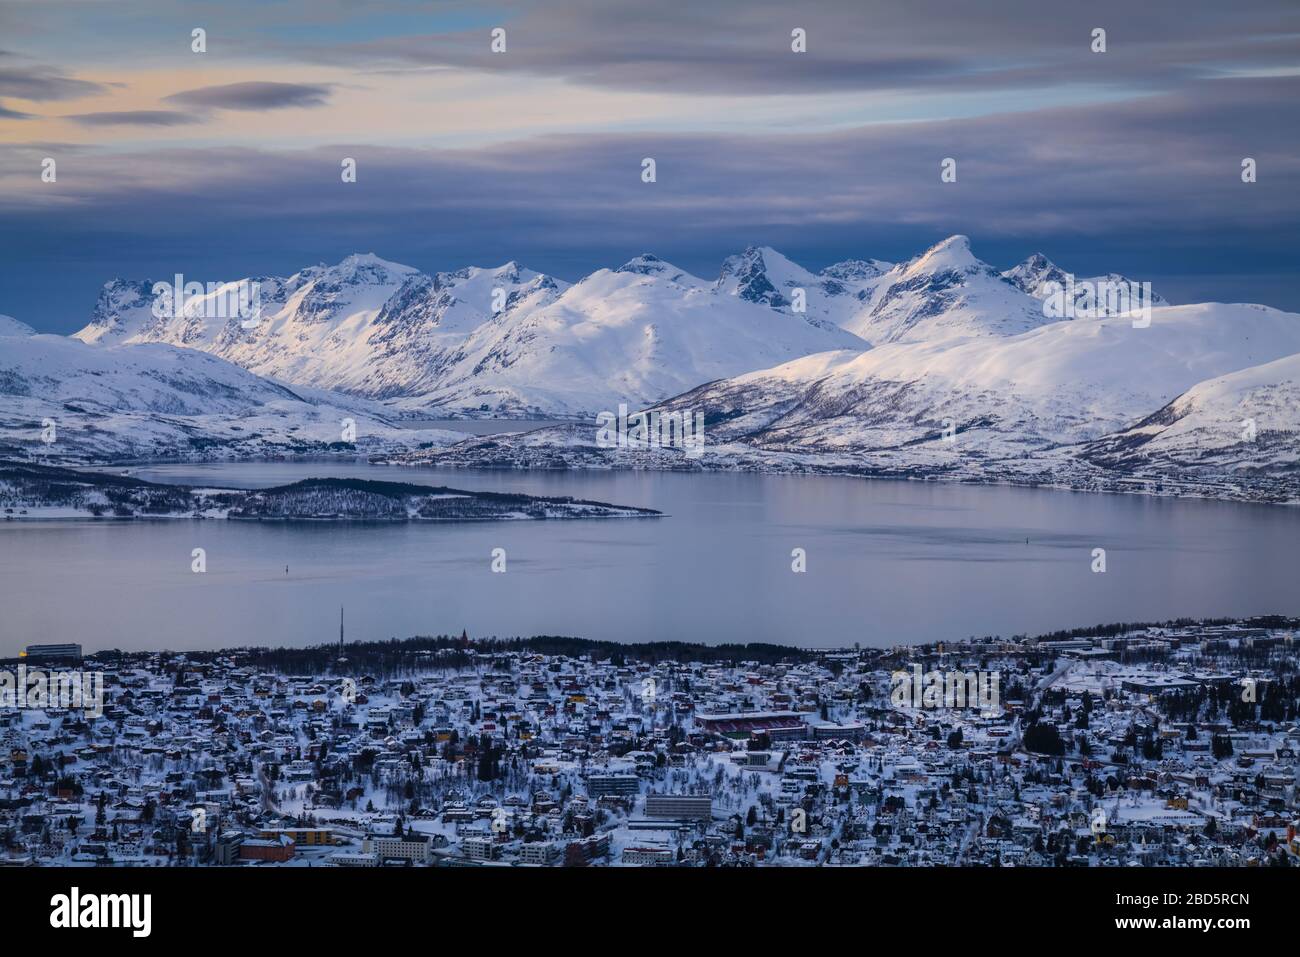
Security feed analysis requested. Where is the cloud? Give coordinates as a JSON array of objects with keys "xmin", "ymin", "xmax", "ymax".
[
  {"xmin": 0, "ymin": 100, "xmax": 32, "ymax": 119},
  {"xmin": 164, "ymin": 81, "xmax": 333, "ymax": 111},
  {"xmin": 64, "ymin": 110, "xmax": 200, "ymax": 127},
  {"xmin": 305, "ymin": 0, "xmax": 1300, "ymax": 97},
  {"xmin": 0, "ymin": 72, "xmax": 1296, "ymax": 330},
  {"xmin": 5, "ymin": 76, "xmax": 1296, "ymax": 240},
  {"xmin": 0, "ymin": 64, "xmax": 106, "ymax": 101}
]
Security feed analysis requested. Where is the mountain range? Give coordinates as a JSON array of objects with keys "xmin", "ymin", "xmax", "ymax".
[
  {"xmin": 66, "ymin": 235, "xmax": 1148, "ymax": 418},
  {"xmin": 70, "ymin": 250, "xmax": 867, "ymax": 417},
  {"xmin": 3, "ymin": 237, "xmax": 1297, "ymax": 500}
]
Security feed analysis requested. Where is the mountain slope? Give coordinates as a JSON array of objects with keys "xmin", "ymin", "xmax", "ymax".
[
  {"xmin": 71, "ymin": 254, "xmax": 568, "ymax": 400},
  {"xmin": 715, "ymin": 245, "xmax": 891, "ymax": 332},
  {"xmin": 845, "ymin": 235, "xmax": 1049, "ymax": 344},
  {"xmin": 70, "ymin": 252, "xmax": 867, "ymax": 416},
  {"xmin": 1080, "ymin": 351, "xmax": 1300, "ymax": 476},
  {"xmin": 686, "ymin": 302, "xmax": 1300, "ymax": 459},
  {"xmin": 0, "ymin": 335, "xmax": 457, "ymax": 462},
  {"xmin": 1003, "ymin": 253, "xmax": 1169, "ymax": 313},
  {"xmin": 396, "ymin": 302, "xmax": 1300, "ymax": 501},
  {"xmin": 402, "ymin": 254, "xmax": 868, "ymax": 417},
  {"xmin": 0, "ymin": 315, "xmax": 34, "ymax": 337}
]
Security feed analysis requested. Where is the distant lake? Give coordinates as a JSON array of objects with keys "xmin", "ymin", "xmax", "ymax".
[{"xmin": 2, "ymin": 462, "xmax": 1296, "ymax": 654}]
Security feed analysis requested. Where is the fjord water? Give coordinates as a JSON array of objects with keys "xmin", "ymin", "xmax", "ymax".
[{"xmin": 1, "ymin": 461, "xmax": 1296, "ymax": 655}]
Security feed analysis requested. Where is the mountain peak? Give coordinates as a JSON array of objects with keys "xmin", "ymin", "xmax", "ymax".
[
  {"xmin": 1001, "ymin": 255, "xmax": 1168, "ymax": 306},
  {"xmin": 849, "ymin": 234, "xmax": 1048, "ymax": 344},
  {"xmin": 1002, "ymin": 253, "xmax": 1067, "ymax": 295},
  {"xmin": 616, "ymin": 253, "xmax": 678, "ymax": 276},
  {"xmin": 720, "ymin": 245, "xmax": 804, "ymax": 276},
  {"xmin": 742, "ymin": 244, "xmax": 789, "ymax": 263},
  {"xmin": 330, "ymin": 252, "xmax": 420, "ymax": 278},
  {"xmin": 717, "ymin": 246, "xmax": 813, "ymax": 309},
  {"xmin": 906, "ymin": 235, "xmax": 979, "ymax": 275}
]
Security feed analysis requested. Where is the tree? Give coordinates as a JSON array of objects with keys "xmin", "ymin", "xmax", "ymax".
[{"xmin": 1023, "ymin": 722, "xmax": 1065, "ymax": 756}]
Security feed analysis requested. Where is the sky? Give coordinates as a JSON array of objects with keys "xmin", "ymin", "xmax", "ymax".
[{"xmin": 1, "ymin": 0, "xmax": 1298, "ymax": 333}]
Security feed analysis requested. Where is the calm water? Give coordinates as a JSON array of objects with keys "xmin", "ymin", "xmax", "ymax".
[{"xmin": 1, "ymin": 462, "xmax": 1296, "ymax": 654}]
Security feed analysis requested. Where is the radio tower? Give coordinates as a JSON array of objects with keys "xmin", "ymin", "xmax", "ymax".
[{"xmin": 336, "ymin": 606, "xmax": 347, "ymax": 663}]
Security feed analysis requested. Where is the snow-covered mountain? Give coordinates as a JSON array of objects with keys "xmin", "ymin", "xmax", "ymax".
[
  {"xmin": 71, "ymin": 251, "xmax": 864, "ymax": 416},
  {"xmin": 61, "ymin": 239, "xmax": 1173, "ymax": 420},
  {"xmin": 712, "ymin": 240, "xmax": 1168, "ymax": 344},
  {"xmin": 0, "ymin": 314, "xmax": 34, "ymax": 337},
  {"xmin": 395, "ymin": 301, "xmax": 1300, "ymax": 501},
  {"xmin": 715, "ymin": 245, "xmax": 891, "ymax": 332},
  {"xmin": 28, "ymin": 239, "xmax": 1300, "ymax": 498},
  {"xmin": 675, "ymin": 302, "xmax": 1300, "ymax": 460},
  {"xmin": 362, "ymin": 253, "xmax": 867, "ymax": 417},
  {"xmin": 1080, "ymin": 351, "xmax": 1300, "ymax": 476},
  {"xmin": 5, "ymin": 333, "xmax": 304, "ymax": 414},
  {"xmin": 72, "ymin": 254, "xmax": 566, "ymax": 400},
  {"xmin": 0, "ymin": 333, "xmax": 457, "ymax": 462},
  {"xmin": 1002, "ymin": 252, "xmax": 1169, "ymax": 313},
  {"xmin": 842, "ymin": 235, "xmax": 1050, "ymax": 343}
]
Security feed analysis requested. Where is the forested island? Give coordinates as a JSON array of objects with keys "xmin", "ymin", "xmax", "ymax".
[{"xmin": 0, "ymin": 462, "xmax": 661, "ymax": 522}]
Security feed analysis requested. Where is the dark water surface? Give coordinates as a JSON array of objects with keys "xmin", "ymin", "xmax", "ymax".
[{"xmin": 1, "ymin": 462, "xmax": 1294, "ymax": 654}]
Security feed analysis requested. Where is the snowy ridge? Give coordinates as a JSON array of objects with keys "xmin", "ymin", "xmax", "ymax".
[
  {"xmin": 0, "ymin": 314, "xmax": 35, "ymax": 337},
  {"xmin": 392, "ymin": 302, "xmax": 1300, "ymax": 502},
  {"xmin": 844, "ymin": 236, "xmax": 1050, "ymax": 343},
  {"xmin": 715, "ymin": 245, "xmax": 890, "ymax": 333},
  {"xmin": 70, "ymin": 251, "xmax": 865, "ymax": 416},
  {"xmin": 1002, "ymin": 252, "xmax": 1169, "ymax": 313},
  {"xmin": 64, "ymin": 239, "xmax": 1188, "ymax": 418},
  {"xmin": 72, "ymin": 254, "xmax": 565, "ymax": 402},
  {"xmin": 0, "ymin": 334, "xmax": 459, "ymax": 462},
  {"xmin": 404, "ymin": 254, "xmax": 867, "ymax": 417},
  {"xmin": 686, "ymin": 302, "xmax": 1300, "ymax": 456},
  {"xmin": 1081, "ymin": 351, "xmax": 1300, "ymax": 476}
]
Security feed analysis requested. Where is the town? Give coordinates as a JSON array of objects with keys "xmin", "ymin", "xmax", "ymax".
[{"xmin": 1, "ymin": 618, "xmax": 1297, "ymax": 868}]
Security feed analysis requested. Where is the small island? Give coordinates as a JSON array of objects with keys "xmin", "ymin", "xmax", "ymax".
[{"xmin": 0, "ymin": 462, "xmax": 661, "ymax": 522}]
